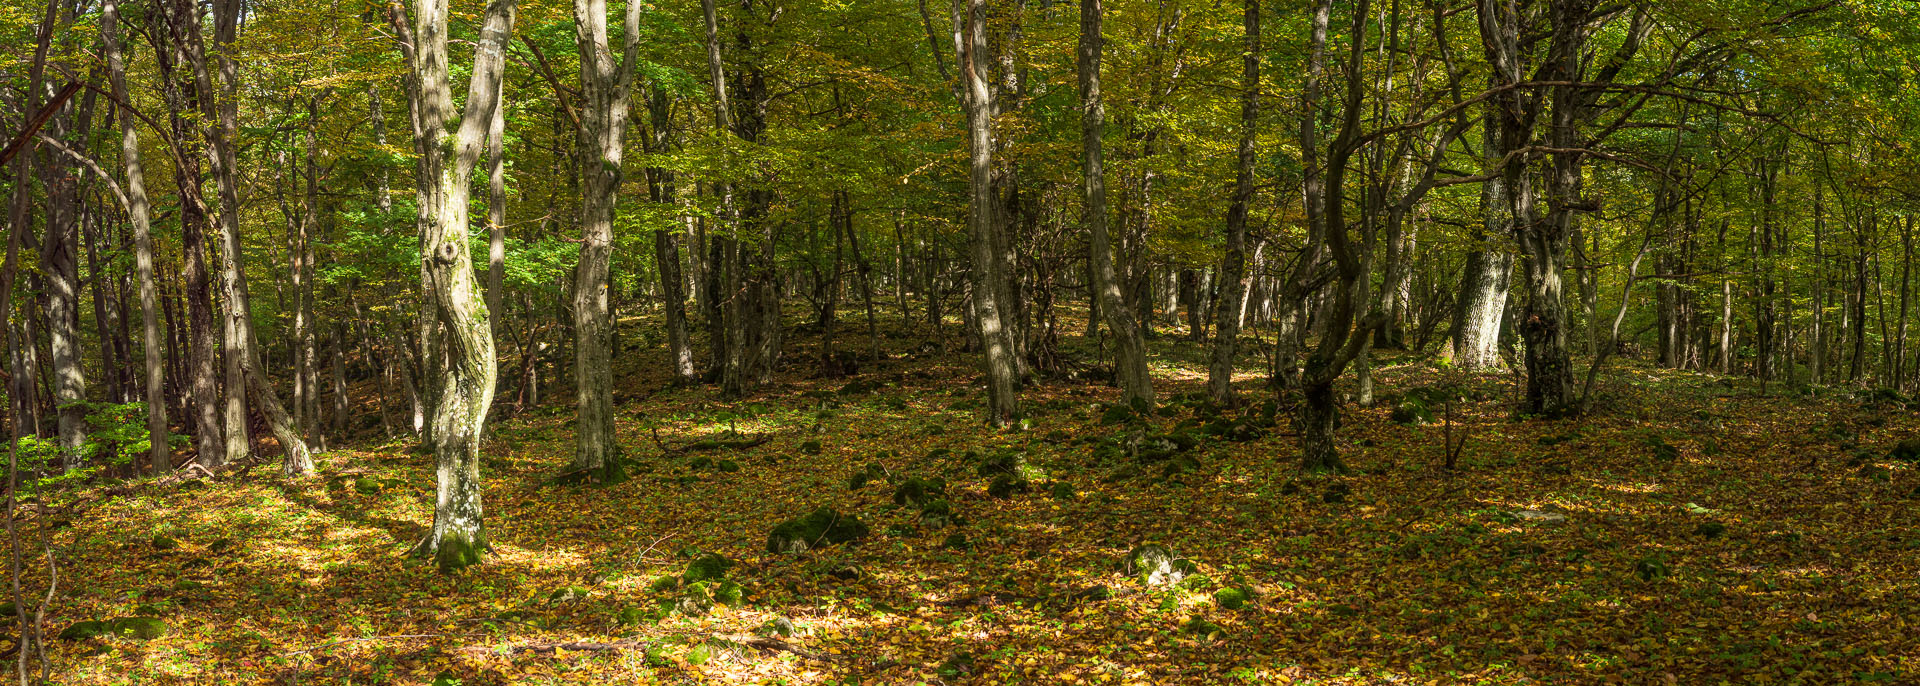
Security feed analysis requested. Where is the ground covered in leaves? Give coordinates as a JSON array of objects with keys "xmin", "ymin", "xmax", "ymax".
[{"xmin": 17, "ymin": 321, "xmax": 1920, "ymax": 684}]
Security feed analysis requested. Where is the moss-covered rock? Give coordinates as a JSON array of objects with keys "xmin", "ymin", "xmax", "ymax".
[
  {"xmin": 987, "ymin": 474, "xmax": 1030, "ymax": 499},
  {"xmin": 151, "ymin": 535, "xmax": 178, "ymax": 551},
  {"xmin": 1390, "ymin": 400, "xmax": 1433, "ymax": 426},
  {"xmin": 109, "ymin": 616, "xmax": 167, "ymax": 640},
  {"xmin": 1887, "ymin": 438, "xmax": 1920, "ymax": 463},
  {"xmin": 766, "ymin": 507, "xmax": 868, "ymax": 554},
  {"xmin": 1695, "ymin": 522, "xmax": 1728, "ymax": 539},
  {"xmin": 942, "ymin": 532, "xmax": 972, "ymax": 550},
  {"xmin": 1181, "ymin": 617, "xmax": 1224, "ymax": 639},
  {"xmin": 1048, "ymin": 481, "xmax": 1076, "ymax": 500},
  {"xmin": 918, "ymin": 499, "xmax": 957, "ymax": 528},
  {"xmin": 547, "ymin": 586, "xmax": 591, "ymax": 603},
  {"xmin": 1213, "ymin": 587, "xmax": 1251, "ymax": 610},
  {"xmin": 847, "ymin": 463, "xmax": 890, "ymax": 491},
  {"xmin": 892, "ymin": 477, "xmax": 947, "ymax": 507},
  {"xmin": 58, "ymin": 620, "xmax": 111, "ymax": 641},
  {"xmin": 684, "ymin": 553, "xmax": 735, "ymax": 583},
  {"xmin": 1122, "ymin": 544, "xmax": 1195, "ymax": 587},
  {"xmin": 799, "ymin": 439, "xmax": 824, "ymax": 455}
]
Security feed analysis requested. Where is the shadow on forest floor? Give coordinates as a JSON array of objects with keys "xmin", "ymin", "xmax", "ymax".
[{"xmin": 20, "ymin": 312, "xmax": 1920, "ymax": 684}]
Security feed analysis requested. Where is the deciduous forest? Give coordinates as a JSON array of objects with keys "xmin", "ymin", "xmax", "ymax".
[{"xmin": 1, "ymin": 0, "xmax": 1917, "ymax": 682}]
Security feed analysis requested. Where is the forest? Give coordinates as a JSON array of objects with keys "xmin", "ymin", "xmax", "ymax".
[{"xmin": 1, "ymin": 0, "xmax": 1917, "ymax": 682}]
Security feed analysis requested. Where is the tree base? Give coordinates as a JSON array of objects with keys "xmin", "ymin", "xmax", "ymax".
[{"xmin": 413, "ymin": 528, "xmax": 488, "ymax": 572}]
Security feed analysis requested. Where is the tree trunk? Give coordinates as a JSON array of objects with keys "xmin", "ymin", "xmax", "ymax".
[
  {"xmin": 1077, "ymin": 0, "xmax": 1151, "ymax": 406},
  {"xmin": 647, "ymin": 86, "xmax": 696, "ymax": 384},
  {"xmin": 567, "ymin": 0, "xmax": 642, "ymax": 483},
  {"xmin": 104, "ymin": 0, "xmax": 169, "ymax": 475},
  {"xmin": 959, "ymin": 0, "xmax": 1021, "ymax": 426},
  {"xmin": 1207, "ymin": 0, "xmax": 1258, "ymax": 407},
  {"xmin": 400, "ymin": 0, "xmax": 514, "ymax": 570}
]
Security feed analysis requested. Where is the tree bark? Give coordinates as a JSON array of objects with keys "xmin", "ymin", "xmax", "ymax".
[
  {"xmin": 1207, "ymin": 0, "xmax": 1259, "ymax": 407},
  {"xmin": 1077, "ymin": 0, "xmax": 1151, "ymax": 407},
  {"xmin": 401, "ymin": 0, "xmax": 515, "ymax": 570},
  {"xmin": 103, "ymin": 0, "xmax": 168, "ymax": 470},
  {"xmin": 567, "ymin": 0, "xmax": 643, "ymax": 483},
  {"xmin": 959, "ymin": 0, "xmax": 1021, "ymax": 426}
]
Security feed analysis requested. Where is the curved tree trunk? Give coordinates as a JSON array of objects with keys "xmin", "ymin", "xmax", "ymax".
[{"xmin": 400, "ymin": 0, "xmax": 514, "ymax": 570}]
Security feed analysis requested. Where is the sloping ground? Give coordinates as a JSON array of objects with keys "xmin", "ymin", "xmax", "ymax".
[{"xmin": 20, "ymin": 334, "xmax": 1919, "ymax": 685}]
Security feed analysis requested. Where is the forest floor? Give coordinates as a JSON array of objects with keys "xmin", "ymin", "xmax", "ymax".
[{"xmin": 16, "ymin": 314, "xmax": 1920, "ymax": 685}]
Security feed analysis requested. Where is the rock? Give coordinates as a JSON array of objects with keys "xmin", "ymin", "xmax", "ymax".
[
  {"xmin": 1181, "ymin": 617, "xmax": 1224, "ymax": 639},
  {"xmin": 1048, "ymin": 481, "xmax": 1076, "ymax": 500},
  {"xmin": 1122, "ymin": 544, "xmax": 1194, "ymax": 587},
  {"xmin": 684, "ymin": 553, "xmax": 734, "ymax": 583},
  {"xmin": 1390, "ymin": 400, "xmax": 1433, "ymax": 426},
  {"xmin": 151, "ymin": 535, "xmax": 179, "ymax": 551},
  {"xmin": 109, "ymin": 617, "xmax": 167, "ymax": 640},
  {"xmin": 847, "ymin": 463, "xmax": 889, "ymax": 491},
  {"xmin": 649, "ymin": 575, "xmax": 680, "ymax": 592},
  {"xmin": 616, "ymin": 606, "xmax": 649, "ymax": 626},
  {"xmin": 942, "ymin": 532, "xmax": 972, "ymax": 550},
  {"xmin": 1214, "ymin": 587, "xmax": 1250, "ymax": 610},
  {"xmin": 766, "ymin": 507, "xmax": 869, "ymax": 554},
  {"xmin": 207, "ymin": 537, "xmax": 235, "ymax": 554},
  {"xmin": 799, "ymin": 440, "xmax": 823, "ymax": 455},
  {"xmin": 1695, "ymin": 522, "xmax": 1727, "ymax": 538},
  {"xmin": 58, "ymin": 620, "xmax": 111, "ymax": 641},
  {"xmin": 716, "ymin": 459, "xmax": 741, "ymax": 473},
  {"xmin": 892, "ymin": 477, "xmax": 946, "ymax": 507},
  {"xmin": 1322, "ymin": 482, "xmax": 1351, "ymax": 504},
  {"xmin": 987, "ymin": 474, "xmax": 1030, "ymax": 499},
  {"xmin": 758, "ymin": 616, "xmax": 797, "ymax": 638},
  {"xmin": 1888, "ymin": 439, "xmax": 1920, "ymax": 463},
  {"xmin": 547, "ymin": 586, "xmax": 590, "ymax": 603},
  {"xmin": 918, "ymin": 499, "xmax": 956, "ymax": 529}
]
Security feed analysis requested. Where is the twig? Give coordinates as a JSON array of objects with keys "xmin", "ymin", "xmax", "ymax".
[{"xmin": 289, "ymin": 632, "xmax": 482, "ymax": 657}]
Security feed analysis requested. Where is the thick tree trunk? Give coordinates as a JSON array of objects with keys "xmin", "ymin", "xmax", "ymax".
[
  {"xmin": 1077, "ymin": 0, "xmax": 1151, "ymax": 406},
  {"xmin": 568, "ymin": 0, "xmax": 642, "ymax": 483},
  {"xmin": 1450, "ymin": 112, "xmax": 1514, "ymax": 371},
  {"xmin": 401, "ymin": 0, "xmax": 514, "ymax": 570}
]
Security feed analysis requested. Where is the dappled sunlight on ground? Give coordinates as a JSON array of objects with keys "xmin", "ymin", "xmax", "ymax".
[{"xmin": 13, "ymin": 320, "xmax": 1920, "ymax": 683}]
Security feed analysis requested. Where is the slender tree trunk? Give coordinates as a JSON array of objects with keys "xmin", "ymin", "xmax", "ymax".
[
  {"xmin": 647, "ymin": 86, "xmax": 696, "ymax": 384},
  {"xmin": 104, "ymin": 0, "xmax": 168, "ymax": 474},
  {"xmin": 567, "ymin": 0, "xmax": 642, "ymax": 483},
  {"xmin": 1208, "ymin": 0, "xmax": 1259, "ymax": 407},
  {"xmin": 959, "ymin": 0, "xmax": 1021, "ymax": 426},
  {"xmin": 1077, "ymin": 0, "xmax": 1151, "ymax": 406}
]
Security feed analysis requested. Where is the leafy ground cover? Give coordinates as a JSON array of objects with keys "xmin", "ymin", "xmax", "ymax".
[{"xmin": 19, "ymin": 324, "xmax": 1920, "ymax": 685}]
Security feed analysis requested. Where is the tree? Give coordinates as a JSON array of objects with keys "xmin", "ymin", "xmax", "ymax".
[
  {"xmin": 1078, "ymin": 0, "xmax": 1151, "ymax": 408},
  {"xmin": 958, "ymin": 0, "xmax": 1021, "ymax": 427},
  {"xmin": 568, "ymin": 0, "xmax": 645, "ymax": 484},
  {"xmin": 1208, "ymin": 0, "xmax": 1260, "ymax": 407},
  {"xmin": 397, "ymin": 0, "xmax": 516, "ymax": 570}
]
